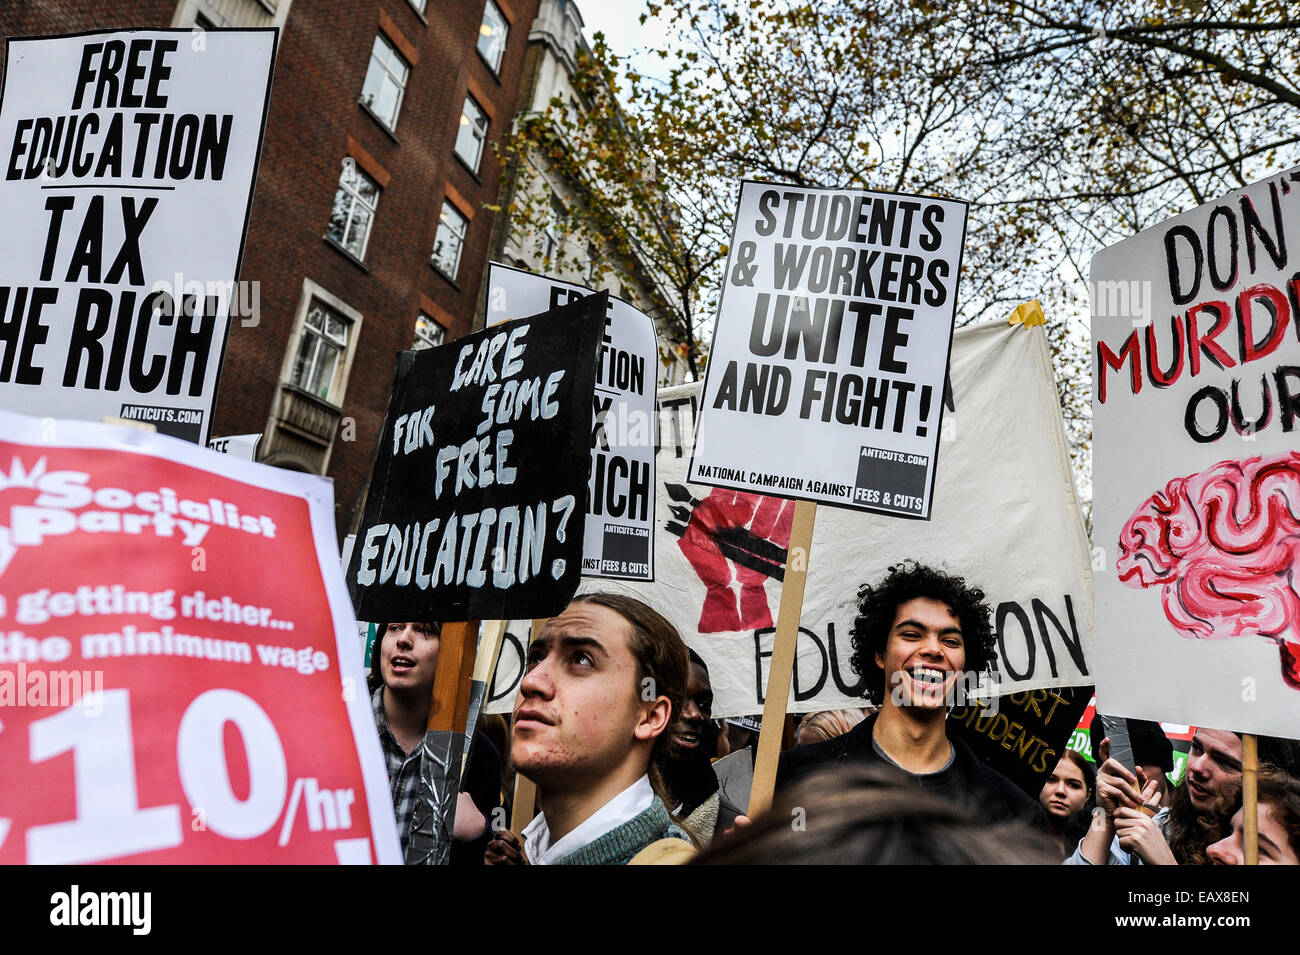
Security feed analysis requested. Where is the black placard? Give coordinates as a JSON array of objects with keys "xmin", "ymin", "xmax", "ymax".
[
  {"xmin": 348, "ymin": 292, "xmax": 607, "ymax": 621},
  {"xmin": 947, "ymin": 684, "xmax": 1092, "ymax": 798}
]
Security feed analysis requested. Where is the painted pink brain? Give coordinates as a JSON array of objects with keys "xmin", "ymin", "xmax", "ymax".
[{"xmin": 1117, "ymin": 451, "xmax": 1300, "ymax": 689}]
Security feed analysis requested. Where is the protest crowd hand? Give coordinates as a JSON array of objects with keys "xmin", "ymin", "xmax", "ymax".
[
  {"xmin": 719, "ymin": 814, "xmax": 753, "ymax": 841},
  {"xmin": 453, "ymin": 791, "xmax": 487, "ymax": 842},
  {"xmin": 485, "ymin": 828, "xmax": 528, "ymax": 865},
  {"xmin": 1094, "ymin": 757, "xmax": 1148, "ymax": 816},
  {"xmin": 1113, "ymin": 785, "xmax": 1175, "ymax": 864}
]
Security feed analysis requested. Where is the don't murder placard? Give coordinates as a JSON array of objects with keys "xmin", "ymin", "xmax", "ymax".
[
  {"xmin": 0, "ymin": 29, "xmax": 276, "ymax": 443},
  {"xmin": 348, "ymin": 293, "xmax": 607, "ymax": 622},
  {"xmin": 1092, "ymin": 165, "xmax": 1300, "ymax": 740},
  {"xmin": 486, "ymin": 262, "xmax": 658, "ymax": 582},
  {"xmin": 691, "ymin": 181, "xmax": 968, "ymax": 519}
]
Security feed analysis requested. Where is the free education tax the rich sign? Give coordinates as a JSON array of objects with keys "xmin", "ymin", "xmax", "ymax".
[
  {"xmin": 486, "ymin": 262, "xmax": 658, "ymax": 582},
  {"xmin": 0, "ymin": 29, "xmax": 275, "ymax": 444},
  {"xmin": 690, "ymin": 182, "xmax": 967, "ymax": 519}
]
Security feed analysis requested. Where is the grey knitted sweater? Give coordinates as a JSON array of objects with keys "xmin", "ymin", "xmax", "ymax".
[{"xmin": 552, "ymin": 797, "xmax": 693, "ymax": 865}]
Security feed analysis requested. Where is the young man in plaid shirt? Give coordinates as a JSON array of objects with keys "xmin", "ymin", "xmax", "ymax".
[{"xmin": 369, "ymin": 621, "xmax": 495, "ymax": 861}]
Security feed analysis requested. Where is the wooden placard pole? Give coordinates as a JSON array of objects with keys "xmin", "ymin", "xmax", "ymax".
[
  {"xmin": 747, "ymin": 500, "xmax": 818, "ymax": 818},
  {"xmin": 428, "ymin": 621, "xmax": 478, "ymax": 733},
  {"xmin": 510, "ymin": 617, "xmax": 548, "ymax": 835},
  {"xmin": 473, "ymin": 619, "xmax": 509, "ymax": 694},
  {"xmin": 1243, "ymin": 733, "xmax": 1259, "ymax": 865},
  {"xmin": 405, "ymin": 620, "xmax": 479, "ymax": 864},
  {"xmin": 461, "ymin": 619, "xmax": 509, "ymax": 773}
]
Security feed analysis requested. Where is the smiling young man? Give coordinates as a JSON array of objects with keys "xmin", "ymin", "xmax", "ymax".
[
  {"xmin": 502, "ymin": 592, "xmax": 695, "ymax": 865},
  {"xmin": 777, "ymin": 561, "xmax": 1037, "ymax": 824},
  {"xmin": 1069, "ymin": 727, "xmax": 1243, "ymax": 865}
]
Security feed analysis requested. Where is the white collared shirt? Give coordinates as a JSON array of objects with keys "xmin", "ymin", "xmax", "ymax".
[{"xmin": 521, "ymin": 775, "xmax": 655, "ymax": 865}]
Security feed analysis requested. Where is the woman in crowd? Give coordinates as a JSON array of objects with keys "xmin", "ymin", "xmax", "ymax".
[{"xmin": 1038, "ymin": 750, "xmax": 1094, "ymax": 856}]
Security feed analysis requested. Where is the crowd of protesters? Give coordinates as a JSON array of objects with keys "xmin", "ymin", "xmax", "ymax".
[{"xmin": 365, "ymin": 561, "xmax": 1300, "ymax": 865}]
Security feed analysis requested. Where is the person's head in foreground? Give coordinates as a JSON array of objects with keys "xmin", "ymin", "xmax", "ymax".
[
  {"xmin": 850, "ymin": 561, "xmax": 996, "ymax": 714},
  {"xmin": 508, "ymin": 592, "xmax": 693, "ymax": 864},
  {"xmin": 1039, "ymin": 750, "xmax": 1095, "ymax": 826},
  {"xmin": 1207, "ymin": 768, "xmax": 1300, "ymax": 865},
  {"xmin": 692, "ymin": 764, "xmax": 1057, "ymax": 865}
]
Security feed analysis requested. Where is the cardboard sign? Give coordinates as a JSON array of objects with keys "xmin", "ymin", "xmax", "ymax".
[
  {"xmin": 485, "ymin": 263, "xmax": 657, "ymax": 581},
  {"xmin": 0, "ymin": 409, "xmax": 400, "ymax": 864},
  {"xmin": 1092, "ymin": 166, "xmax": 1300, "ymax": 740},
  {"xmin": 487, "ymin": 319, "xmax": 1094, "ymax": 717},
  {"xmin": 690, "ymin": 181, "xmax": 968, "ymax": 518},
  {"xmin": 948, "ymin": 686, "xmax": 1091, "ymax": 797},
  {"xmin": 347, "ymin": 293, "xmax": 607, "ymax": 622},
  {"xmin": 206, "ymin": 433, "xmax": 261, "ymax": 460},
  {"xmin": 0, "ymin": 30, "xmax": 276, "ymax": 443}
]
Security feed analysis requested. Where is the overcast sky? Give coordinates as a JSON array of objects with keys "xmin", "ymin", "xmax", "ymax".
[{"xmin": 576, "ymin": 0, "xmax": 674, "ymax": 79}]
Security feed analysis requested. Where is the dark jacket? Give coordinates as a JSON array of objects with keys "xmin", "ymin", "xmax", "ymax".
[{"xmin": 777, "ymin": 712, "xmax": 1040, "ymax": 825}]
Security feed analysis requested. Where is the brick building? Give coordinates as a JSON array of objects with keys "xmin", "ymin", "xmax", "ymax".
[{"xmin": 1, "ymin": 0, "xmax": 541, "ymax": 535}]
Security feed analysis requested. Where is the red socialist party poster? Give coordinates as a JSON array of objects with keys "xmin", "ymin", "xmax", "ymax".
[{"xmin": 0, "ymin": 410, "xmax": 400, "ymax": 864}]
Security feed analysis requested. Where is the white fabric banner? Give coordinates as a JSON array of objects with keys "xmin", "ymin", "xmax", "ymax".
[
  {"xmin": 488, "ymin": 319, "xmax": 1094, "ymax": 718},
  {"xmin": 1092, "ymin": 165, "xmax": 1300, "ymax": 740}
]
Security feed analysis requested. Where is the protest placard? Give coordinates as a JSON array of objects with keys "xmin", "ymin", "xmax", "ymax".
[
  {"xmin": 485, "ymin": 262, "xmax": 658, "ymax": 582},
  {"xmin": 689, "ymin": 181, "xmax": 968, "ymax": 519},
  {"xmin": 487, "ymin": 319, "xmax": 1094, "ymax": 717},
  {"xmin": 0, "ymin": 409, "xmax": 400, "ymax": 864},
  {"xmin": 0, "ymin": 29, "xmax": 275, "ymax": 444},
  {"xmin": 206, "ymin": 433, "xmax": 260, "ymax": 460},
  {"xmin": 948, "ymin": 686, "xmax": 1091, "ymax": 797},
  {"xmin": 347, "ymin": 293, "xmax": 607, "ymax": 623},
  {"xmin": 1092, "ymin": 165, "xmax": 1300, "ymax": 740}
]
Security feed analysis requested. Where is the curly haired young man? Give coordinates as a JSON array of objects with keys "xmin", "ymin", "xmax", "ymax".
[{"xmin": 777, "ymin": 561, "xmax": 1038, "ymax": 824}]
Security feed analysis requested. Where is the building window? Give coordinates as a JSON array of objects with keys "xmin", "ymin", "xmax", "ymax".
[
  {"xmin": 432, "ymin": 201, "xmax": 468, "ymax": 280},
  {"xmin": 290, "ymin": 301, "xmax": 349, "ymax": 403},
  {"xmin": 455, "ymin": 95, "xmax": 489, "ymax": 173},
  {"xmin": 408, "ymin": 0, "xmax": 427, "ymax": 14},
  {"xmin": 360, "ymin": 34, "xmax": 409, "ymax": 131},
  {"xmin": 413, "ymin": 313, "xmax": 445, "ymax": 350},
  {"xmin": 326, "ymin": 158, "xmax": 379, "ymax": 260},
  {"xmin": 477, "ymin": 1, "xmax": 508, "ymax": 73}
]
